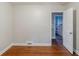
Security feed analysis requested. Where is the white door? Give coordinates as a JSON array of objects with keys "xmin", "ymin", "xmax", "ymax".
[{"xmin": 63, "ymin": 8, "xmax": 74, "ymax": 54}]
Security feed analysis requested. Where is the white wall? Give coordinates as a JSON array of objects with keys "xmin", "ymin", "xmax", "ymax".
[
  {"xmin": 0, "ymin": 3, "xmax": 13, "ymax": 52},
  {"xmin": 64, "ymin": 2, "xmax": 79, "ymax": 55},
  {"xmin": 13, "ymin": 3, "xmax": 64, "ymax": 45}
]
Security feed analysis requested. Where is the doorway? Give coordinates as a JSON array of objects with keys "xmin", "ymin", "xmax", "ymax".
[
  {"xmin": 52, "ymin": 12, "xmax": 63, "ymax": 45},
  {"xmin": 52, "ymin": 8, "xmax": 76, "ymax": 54}
]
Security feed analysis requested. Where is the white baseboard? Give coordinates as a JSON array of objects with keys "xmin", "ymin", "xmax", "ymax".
[
  {"xmin": 76, "ymin": 50, "xmax": 79, "ymax": 55},
  {"xmin": 0, "ymin": 43, "xmax": 51, "ymax": 55},
  {"xmin": 12, "ymin": 43, "xmax": 51, "ymax": 46},
  {"xmin": 0, "ymin": 43, "xmax": 13, "ymax": 56}
]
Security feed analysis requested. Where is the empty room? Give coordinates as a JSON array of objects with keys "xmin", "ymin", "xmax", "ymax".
[{"xmin": 0, "ymin": 2, "xmax": 79, "ymax": 56}]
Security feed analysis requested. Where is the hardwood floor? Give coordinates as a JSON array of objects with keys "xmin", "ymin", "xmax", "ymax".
[{"xmin": 2, "ymin": 43, "xmax": 77, "ymax": 56}]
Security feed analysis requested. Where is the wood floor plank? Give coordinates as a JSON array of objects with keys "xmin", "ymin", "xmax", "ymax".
[{"xmin": 1, "ymin": 43, "xmax": 77, "ymax": 56}]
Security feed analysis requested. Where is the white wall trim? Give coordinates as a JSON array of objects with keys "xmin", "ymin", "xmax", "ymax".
[
  {"xmin": 0, "ymin": 43, "xmax": 13, "ymax": 56},
  {"xmin": 0, "ymin": 43, "xmax": 51, "ymax": 55},
  {"xmin": 12, "ymin": 43, "xmax": 51, "ymax": 46}
]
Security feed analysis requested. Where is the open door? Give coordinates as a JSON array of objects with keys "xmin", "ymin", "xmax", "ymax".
[{"xmin": 63, "ymin": 8, "xmax": 74, "ymax": 54}]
